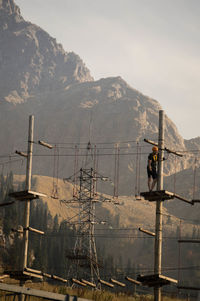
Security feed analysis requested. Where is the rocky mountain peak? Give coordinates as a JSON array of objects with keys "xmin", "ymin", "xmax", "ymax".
[
  {"xmin": 0, "ymin": 0, "xmax": 93, "ymax": 104},
  {"xmin": 0, "ymin": 0, "xmax": 23, "ymax": 24},
  {"xmin": 0, "ymin": 0, "xmax": 198, "ymax": 199}
]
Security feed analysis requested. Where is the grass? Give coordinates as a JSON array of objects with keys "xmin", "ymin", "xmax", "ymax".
[
  {"xmin": 27, "ymin": 282, "xmax": 183, "ymax": 301},
  {"xmin": 0, "ymin": 281, "xmax": 185, "ymax": 301}
]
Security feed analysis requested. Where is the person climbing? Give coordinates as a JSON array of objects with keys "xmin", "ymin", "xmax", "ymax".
[{"xmin": 147, "ymin": 146, "xmax": 159, "ymax": 192}]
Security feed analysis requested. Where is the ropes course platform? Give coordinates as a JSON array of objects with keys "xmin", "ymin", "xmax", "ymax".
[
  {"xmin": 137, "ymin": 274, "xmax": 177, "ymax": 287},
  {"xmin": 0, "ymin": 201, "xmax": 15, "ymax": 207},
  {"xmin": 140, "ymin": 190, "xmax": 193, "ymax": 205},
  {"xmin": 71, "ymin": 278, "xmax": 87, "ymax": 287},
  {"xmin": 4, "ymin": 269, "xmax": 68, "ymax": 283},
  {"xmin": 4, "ymin": 270, "xmax": 43, "ymax": 281},
  {"xmin": 9, "ymin": 190, "xmax": 46, "ymax": 201},
  {"xmin": 177, "ymin": 285, "xmax": 200, "ymax": 291},
  {"xmin": 192, "ymin": 199, "xmax": 200, "ymax": 204}
]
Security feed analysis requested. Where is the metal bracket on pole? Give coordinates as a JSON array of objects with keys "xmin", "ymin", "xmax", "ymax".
[
  {"xmin": 139, "ymin": 227, "xmax": 155, "ymax": 237},
  {"xmin": 144, "ymin": 139, "xmax": 183, "ymax": 157}
]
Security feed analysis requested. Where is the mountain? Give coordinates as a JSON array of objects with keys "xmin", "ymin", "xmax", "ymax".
[
  {"xmin": 0, "ymin": 0, "xmax": 93, "ymax": 104},
  {"xmin": 0, "ymin": 0, "xmax": 199, "ymax": 204},
  {"xmin": 1, "ymin": 2, "xmax": 200, "ymax": 285}
]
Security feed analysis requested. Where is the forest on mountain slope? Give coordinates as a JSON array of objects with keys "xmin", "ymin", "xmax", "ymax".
[{"xmin": 0, "ymin": 172, "xmax": 199, "ymax": 295}]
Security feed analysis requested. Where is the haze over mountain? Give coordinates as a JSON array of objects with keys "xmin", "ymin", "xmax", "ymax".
[
  {"xmin": 0, "ymin": 0, "xmax": 200, "ymax": 204},
  {"xmin": 1, "ymin": 2, "xmax": 199, "ymax": 289}
]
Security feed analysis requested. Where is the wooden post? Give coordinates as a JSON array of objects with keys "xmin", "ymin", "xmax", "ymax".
[
  {"xmin": 22, "ymin": 115, "xmax": 34, "ymax": 270},
  {"xmin": 20, "ymin": 116, "xmax": 34, "ymax": 301},
  {"xmin": 154, "ymin": 110, "xmax": 164, "ymax": 301}
]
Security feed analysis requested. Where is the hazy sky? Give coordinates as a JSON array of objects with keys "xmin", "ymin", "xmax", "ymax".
[{"xmin": 15, "ymin": 0, "xmax": 200, "ymax": 139}]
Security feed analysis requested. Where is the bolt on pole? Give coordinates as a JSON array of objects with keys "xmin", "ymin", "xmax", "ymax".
[
  {"xmin": 22, "ymin": 115, "xmax": 34, "ymax": 270},
  {"xmin": 154, "ymin": 110, "xmax": 164, "ymax": 301}
]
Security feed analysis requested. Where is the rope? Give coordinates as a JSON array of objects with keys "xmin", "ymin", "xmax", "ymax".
[
  {"xmin": 1, "ymin": 164, "xmax": 4, "ymax": 175},
  {"xmin": 51, "ymin": 145, "xmax": 59, "ymax": 199},
  {"xmin": 113, "ymin": 145, "xmax": 120, "ymax": 198},
  {"xmin": 117, "ymin": 148, "xmax": 120, "ymax": 198},
  {"xmin": 137, "ymin": 144, "xmax": 141, "ymax": 196},
  {"xmin": 135, "ymin": 143, "xmax": 141, "ymax": 198},
  {"xmin": 193, "ymin": 157, "xmax": 197, "ymax": 200},
  {"xmin": 89, "ymin": 110, "xmax": 93, "ymax": 143},
  {"xmin": 173, "ymin": 156, "xmax": 177, "ymax": 194},
  {"xmin": 135, "ymin": 142, "xmax": 139, "ymax": 196},
  {"xmin": 73, "ymin": 145, "xmax": 79, "ymax": 197},
  {"xmin": 8, "ymin": 155, "xmax": 11, "ymax": 175},
  {"xmin": 178, "ymin": 219, "xmax": 182, "ymax": 285},
  {"xmin": 94, "ymin": 146, "xmax": 99, "ymax": 197}
]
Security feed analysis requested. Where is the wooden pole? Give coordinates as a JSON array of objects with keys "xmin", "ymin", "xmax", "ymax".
[
  {"xmin": 19, "ymin": 116, "xmax": 34, "ymax": 301},
  {"xmin": 154, "ymin": 110, "xmax": 164, "ymax": 301},
  {"xmin": 22, "ymin": 115, "xmax": 34, "ymax": 270}
]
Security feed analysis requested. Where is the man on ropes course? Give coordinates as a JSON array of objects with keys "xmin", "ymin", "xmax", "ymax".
[{"xmin": 147, "ymin": 146, "xmax": 159, "ymax": 192}]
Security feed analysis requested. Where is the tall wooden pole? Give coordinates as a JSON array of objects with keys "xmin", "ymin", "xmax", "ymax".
[
  {"xmin": 154, "ymin": 110, "xmax": 164, "ymax": 301},
  {"xmin": 22, "ymin": 115, "xmax": 34, "ymax": 269}
]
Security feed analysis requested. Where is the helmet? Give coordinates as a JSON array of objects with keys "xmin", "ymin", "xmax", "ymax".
[{"xmin": 152, "ymin": 146, "xmax": 158, "ymax": 152}]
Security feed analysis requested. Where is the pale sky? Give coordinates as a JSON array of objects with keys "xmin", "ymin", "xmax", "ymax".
[{"xmin": 15, "ymin": 0, "xmax": 200, "ymax": 139}]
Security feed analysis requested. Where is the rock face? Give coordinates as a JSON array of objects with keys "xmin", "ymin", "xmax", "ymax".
[
  {"xmin": 0, "ymin": 0, "xmax": 199, "ymax": 198},
  {"xmin": 0, "ymin": 0, "xmax": 93, "ymax": 104}
]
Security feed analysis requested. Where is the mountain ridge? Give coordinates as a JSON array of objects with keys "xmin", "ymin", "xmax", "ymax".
[
  {"xmin": 0, "ymin": 0, "xmax": 199, "ymax": 202},
  {"xmin": 0, "ymin": 1, "xmax": 199, "ymax": 286},
  {"xmin": 0, "ymin": 0, "xmax": 93, "ymax": 104}
]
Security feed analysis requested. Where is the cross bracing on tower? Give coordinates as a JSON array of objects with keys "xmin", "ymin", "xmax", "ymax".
[
  {"xmin": 65, "ymin": 167, "xmax": 102, "ymax": 284},
  {"xmin": 62, "ymin": 142, "xmax": 123, "ymax": 286}
]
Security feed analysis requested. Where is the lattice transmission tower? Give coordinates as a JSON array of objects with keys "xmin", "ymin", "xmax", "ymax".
[
  {"xmin": 71, "ymin": 167, "xmax": 101, "ymax": 283},
  {"xmin": 62, "ymin": 141, "xmax": 122, "ymax": 285},
  {"xmin": 62, "ymin": 143, "xmax": 107, "ymax": 285}
]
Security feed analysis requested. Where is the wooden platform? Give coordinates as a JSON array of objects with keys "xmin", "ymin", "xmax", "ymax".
[
  {"xmin": 0, "ymin": 201, "xmax": 15, "ymax": 207},
  {"xmin": 5, "ymin": 270, "xmax": 43, "ymax": 281},
  {"xmin": 81, "ymin": 279, "xmax": 96, "ymax": 288},
  {"xmin": 72, "ymin": 278, "xmax": 86, "ymax": 287},
  {"xmin": 4, "ymin": 269, "xmax": 69, "ymax": 283},
  {"xmin": 9, "ymin": 190, "xmax": 46, "ymax": 201},
  {"xmin": 99, "ymin": 279, "xmax": 114, "ymax": 288},
  {"xmin": 140, "ymin": 190, "xmax": 174, "ymax": 201},
  {"xmin": 125, "ymin": 276, "xmax": 141, "ymax": 286},
  {"xmin": 178, "ymin": 239, "xmax": 200, "ymax": 243},
  {"xmin": 137, "ymin": 274, "xmax": 177, "ymax": 287},
  {"xmin": 192, "ymin": 199, "xmax": 200, "ymax": 204},
  {"xmin": 110, "ymin": 278, "xmax": 126, "ymax": 287},
  {"xmin": 140, "ymin": 190, "xmax": 193, "ymax": 204},
  {"xmin": 177, "ymin": 285, "xmax": 200, "ymax": 291}
]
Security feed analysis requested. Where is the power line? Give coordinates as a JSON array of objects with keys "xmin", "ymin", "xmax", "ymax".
[
  {"xmin": 11, "ymin": 152, "xmax": 183, "ymax": 157},
  {"xmin": 0, "ymin": 158, "xmax": 24, "ymax": 166},
  {"xmin": 3, "ymin": 145, "xmax": 200, "ymax": 160},
  {"xmin": 42, "ymin": 232, "xmax": 200, "ymax": 240}
]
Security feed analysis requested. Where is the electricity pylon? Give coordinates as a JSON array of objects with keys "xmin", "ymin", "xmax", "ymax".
[
  {"xmin": 72, "ymin": 167, "xmax": 101, "ymax": 283},
  {"xmin": 63, "ymin": 142, "xmax": 122, "ymax": 285},
  {"xmin": 63, "ymin": 143, "xmax": 104, "ymax": 285}
]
